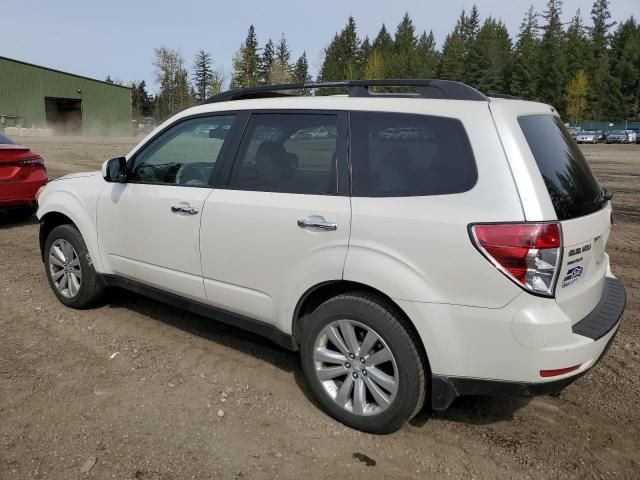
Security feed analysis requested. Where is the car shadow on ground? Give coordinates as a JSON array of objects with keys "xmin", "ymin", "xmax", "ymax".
[
  {"xmin": 0, "ymin": 210, "xmax": 38, "ymax": 229},
  {"xmin": 104, "ymin": 287, "xmax": 531, "ymax": 428}
]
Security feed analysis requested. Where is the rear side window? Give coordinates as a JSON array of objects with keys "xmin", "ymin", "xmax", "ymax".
[
  {"xmin": 229, "ymin": 113, "xmax": 338, "ymax": 195},
  {"xmin": 518, "ymin": 115, "xmax": 605, "ymax": 220},
  {"xmin": 350, "ymin": 112, "xmax": 477, "ymax": 197}
]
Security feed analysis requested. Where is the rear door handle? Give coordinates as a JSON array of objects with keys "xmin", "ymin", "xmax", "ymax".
[
  {"xmin": 171, "ymin": 205, "xmax": 199, "ymax": 215},
  {"xmin": 297, "ymin": 218, "xmax": 337, "ymax": 231}
]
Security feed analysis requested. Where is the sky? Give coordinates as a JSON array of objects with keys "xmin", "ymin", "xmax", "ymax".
[{"xmin": 2, "ymin": 0, "xmax": 637, "ymax": 93}]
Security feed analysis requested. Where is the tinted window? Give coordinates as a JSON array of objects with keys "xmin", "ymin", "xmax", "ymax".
[
  {"xmin": 229, "ymin": 114, "xmax": 338, "ymax": 194},
  {"xmin": 0, "ymin": 132, "xmax": 16, "ymax": 144},
  {"xmin": 518, "ymin": 115, "xmax": 605, "ymax": 220},
  {"xmin": 130, "ymin": 115, "xmax": 234, "ymax": 186},
  {"xmin": 350, "ymin": 112, "xmax": 477, "ymax": 197}
]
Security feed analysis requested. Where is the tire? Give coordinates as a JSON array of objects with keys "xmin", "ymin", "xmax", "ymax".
[
  {"xmin": 300, "ymin": 292, "xmax": 427, "ymax": 434},
  {"xmin": 44, "ymin": 224, "xmax": 102, "ymax": 308}
]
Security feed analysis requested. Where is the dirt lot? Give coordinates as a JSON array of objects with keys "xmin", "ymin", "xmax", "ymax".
[{"xmin": 1, "ymin": 137, "xmax": 639, "ymax": 479}]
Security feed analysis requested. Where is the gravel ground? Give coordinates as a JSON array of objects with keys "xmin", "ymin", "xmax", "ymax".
[{"xmin": 1, "ymin": 138, "xmax": 639, "ymax": 479}]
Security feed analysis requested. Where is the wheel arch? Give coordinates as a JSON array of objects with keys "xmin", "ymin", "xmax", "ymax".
[
  {"xmin": 291, "ymin": 280, "xmax": 431, "ymax": 372},
  {"xmin": 38, "ymin": 200, "xmax": 104, "ymax": 272}
]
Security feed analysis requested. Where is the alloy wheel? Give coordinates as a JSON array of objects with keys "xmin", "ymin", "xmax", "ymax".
[
  {"xmin": 49, "ymin": 239, "xmax": 82, "ymax": 298},
  {"xmin": 313, "ymin": 319, "xmax": 399, "ymax": 416}
]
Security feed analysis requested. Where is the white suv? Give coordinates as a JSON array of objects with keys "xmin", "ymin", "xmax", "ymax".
[{"xmin": 37, "ymin": 80, "xmax": 626, "ymax": 433}]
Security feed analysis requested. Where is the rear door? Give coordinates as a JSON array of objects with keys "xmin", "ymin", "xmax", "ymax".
[
  {"xmin": 199, "ymin": 111, "xmax": 350, "ymax": 332},
  {"xmin": 492, "ymin": 102, "xmax": 612, "ymax": 322}
]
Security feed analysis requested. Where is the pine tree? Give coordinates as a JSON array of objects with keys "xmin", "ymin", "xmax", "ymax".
[
  {"xmin": 293, "ymin": 51, "xmax": 311, "ymax": 85},
  {"xmin": 537, "ymin": 0, "xmax": 566, "ymax": 111},
  {"xmin": 389, "ymin": 13, "xmax": 418, "ymax": 79},
  {"xmin": 318, "ymin": 17, "xmax": 361, "ymax": 93},
  {"xmin": 269, "ymin": 34, "xmax": 292, "ymax": 84},
  {"xmin": 230, "ymin": 25, "xmax": 260, "ymax": 89},
  {"xmin": 258, "ymin": 38, "xmax": 275, "ymax": 85},
  {"xmin": 193, "ymin": 49, "xmax": 214, "ymax": 102},
  {"xmin": 415, "ymin": 30, "xmax": 439, "ymax": 78},
  {"xmin": 610, "ymin": 18, "xmax": 640, "ymax": 120},
  {"xmin": 564, "ymin": 10, "xmax": 589, "ymax": 79},
  {"xmin": 372, "ymin": 24, "xmax": 393, "ymax": 54},
  {"xmin": 511, "ymin": 6, "xmax": 540, "ymax": 99},
  {"xmin": 589, "ymin": 0, "xmax": 616, "ymax": 55},
  {"xmin": 439, "ymin": 30, "xmax": 465, "ymax": 81},
  {"xmin": 587, "ymin": 0, "xmax": 620, "ymax": 119},
  {"xmin": 468, "ymin": 18, "xmax": 512, "ymax": 93}
]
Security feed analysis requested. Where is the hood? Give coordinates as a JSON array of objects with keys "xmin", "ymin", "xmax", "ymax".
[{"xmin": 50, "ymin": 171, "xmax": 101, "ymax": 182}]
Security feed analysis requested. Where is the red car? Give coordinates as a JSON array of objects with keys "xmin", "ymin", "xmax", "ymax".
[{"xmin": 0, "ymin": 131, "xmax": 47, "ymax": 215}]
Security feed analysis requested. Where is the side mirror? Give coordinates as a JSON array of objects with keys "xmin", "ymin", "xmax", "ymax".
[{"xmin": 102, "ymin": 157, "xmax": 126, "ymax": 183}]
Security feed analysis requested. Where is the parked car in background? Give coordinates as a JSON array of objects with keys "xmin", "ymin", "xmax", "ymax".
[
  {"xmin": 625, "ymin": 130, "xmax": 637, "ymax": 144},
  {"xmin": 629, "ymin": 128, "xmax": 640, "ymax": 143},
  {"xmin": 568, "ymin": 126, "xmax": 582, "ymax": 139},
  {"xmin": 576, "ymin": 131, "xmax": 598, "ymax": 144},
  {"xmin": 606, "ymin": 130, "xmax": 630, "ymax": 143},
  {"xmin": 596, "ymin": 130, "xmax": 606, "ymax": 143},
  {"xmin": 0, "ymin": 131, "xmax": 47, "ymax": 216}
]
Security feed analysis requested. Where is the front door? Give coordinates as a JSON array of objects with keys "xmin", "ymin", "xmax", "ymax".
[{"xmin": 97, "ymin": 114, "xmax": 236, "ymax": 302}]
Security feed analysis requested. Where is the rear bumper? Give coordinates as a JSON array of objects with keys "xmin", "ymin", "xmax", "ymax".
[{"xmin": 428, "ymin": 277, "xmax": 625, "ymax": 410}]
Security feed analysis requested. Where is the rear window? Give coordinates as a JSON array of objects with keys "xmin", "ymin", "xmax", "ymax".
[
  {"xmin": 350, "ymin": 112, "xmax": 477, "ymax": 197},
  {"xmin": 0, "ymin": 132, "xmax": 16, "ymax": 144},
  {"xmin": 518, "ymin": 115, "xmax": 605, "ymax": 220}
]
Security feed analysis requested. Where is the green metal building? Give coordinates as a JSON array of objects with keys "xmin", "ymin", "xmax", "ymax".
[{"xmin": 0, "ymin": 56, "xmax": 131, "ymax": 135}]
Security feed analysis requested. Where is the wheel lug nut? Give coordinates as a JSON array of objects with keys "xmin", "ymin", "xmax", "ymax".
[
  {"xmin": 349, "ymin": 353, "xmax": 355, "ymax": 359},
  {"xmin": 344, "ymin": 362, "xmax": 351, "ymax": 369},
  {"xmin": 362, "ymin": 369, "xmax": 367, "ymax": 376},
  {"xmin": 352, "ymin": 372, "xmax": 358, "ymax": 379},
  {"xmin": 360, "ymin": 357, "xmax": 365, "ymax": 363}
]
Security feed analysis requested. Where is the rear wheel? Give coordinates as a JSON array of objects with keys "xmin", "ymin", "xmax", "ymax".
[
  {"xmin": 300, "ymin": 292, "xmax": 426, "ymax": 433},
  {"xmin": 44, "ymin": 224, "xmax": 102, "ymax": 308}
]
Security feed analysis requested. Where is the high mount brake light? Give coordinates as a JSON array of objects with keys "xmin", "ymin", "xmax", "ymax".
[{"xmin": 470, "ymin": 223, "xmax": 562, "ymax": 296}]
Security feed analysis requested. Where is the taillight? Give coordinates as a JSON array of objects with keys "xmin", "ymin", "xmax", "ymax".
[
  {"xmin": 18, "ymin": 155, "xmax": 44, "ymax": 167},
  {"xmin": 470, "ymin": 223, "xmax": 562, "ymax": 296}
]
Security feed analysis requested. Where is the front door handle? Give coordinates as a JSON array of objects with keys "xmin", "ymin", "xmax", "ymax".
[
  {"xmin": 297, "ymin": 218, "xmax": 337, "ymax": 231},
  {"xmin": 171, "ymin": 205, "xmax": 199, "ymax": 215}
]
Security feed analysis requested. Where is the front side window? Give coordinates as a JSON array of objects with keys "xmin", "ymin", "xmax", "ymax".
[
  {"xmin": 130, "ymin": 115, "xmax": 235, "ymax": 186},
  {"xmin": 350, "ymin": 112, "xmax": 477, "ymax": 197},
  {"xmin": 229, "ymin": 113, "xmax": 338, "ymax": 195}
]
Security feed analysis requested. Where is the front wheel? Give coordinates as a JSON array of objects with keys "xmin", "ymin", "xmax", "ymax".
[
  {"xmin": 300, "ymin": 293, "xmax": 427, "ymax": 433},
  {"xmin": 44, "ymin": 224, "xmax": 102, "ymax": 308}
]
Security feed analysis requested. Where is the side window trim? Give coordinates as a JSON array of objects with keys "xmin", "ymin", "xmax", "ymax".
[
  {"xmin": 124, "ymin": 112, "xmax": 240, "ymax": 188},
  {"xmin": 216, "ymin": 109, "xmax": 350, "ymax": 196}
]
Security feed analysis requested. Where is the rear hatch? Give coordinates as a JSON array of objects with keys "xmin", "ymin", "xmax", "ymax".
[{"xmin": 517, "ymin": 114, "xmax": 611, "ymax": 322}]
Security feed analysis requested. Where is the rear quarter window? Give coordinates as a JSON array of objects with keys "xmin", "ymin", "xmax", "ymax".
[
  {"xmin": 350, "ymin": 112, "xmax": 477, "ymax": 197},
  {"xmin": 518, "ymin": 115, "xmax": 605, "ymax": 220}
]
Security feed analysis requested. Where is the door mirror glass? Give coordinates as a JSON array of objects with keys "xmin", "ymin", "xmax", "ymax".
[{"xmin": 102, "ymin": 156, "xmax": 126, "ymax": 183}]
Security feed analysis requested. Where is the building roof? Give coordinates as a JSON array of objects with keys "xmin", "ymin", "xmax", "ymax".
[{"xmin": 0, "ymin": 56, "xmax": 131, "ymax": 90}]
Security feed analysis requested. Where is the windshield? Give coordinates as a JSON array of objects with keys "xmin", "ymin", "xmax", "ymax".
[
  {"xmin": 518, "ymin": 115, "xmax": 606, "ymax": 220},
  {"xmin": 611, "ymin": 130, "xmax": 626, "ymax": 135},
  {"xmin": 582, "ymin": 131, "xmax": 595, "ymax": 135}
]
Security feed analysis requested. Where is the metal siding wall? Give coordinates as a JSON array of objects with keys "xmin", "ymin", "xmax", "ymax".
[{"xmin": 0, "ymin": 58, "xmax": 131, "ymax": 134}]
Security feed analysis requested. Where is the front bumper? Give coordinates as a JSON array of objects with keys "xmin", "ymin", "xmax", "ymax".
[{"xmin": 429, "ymin": 277, "xmax": 626, "ymax": 410}]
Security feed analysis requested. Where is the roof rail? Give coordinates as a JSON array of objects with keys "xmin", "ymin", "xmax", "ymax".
[
  {"xmin": 201, "ymin": 79, "xmax": 488, "ymax": 104},
  {"xmin": 486, "ymin": 91, "xmax": 522, "ymax": 100}
]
